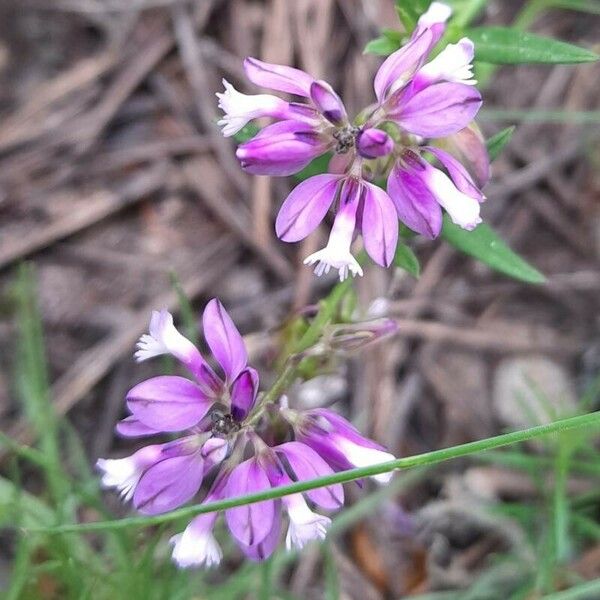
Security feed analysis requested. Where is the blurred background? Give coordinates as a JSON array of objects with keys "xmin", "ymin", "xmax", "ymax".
[{"xmin": 0, "ymin": 0, "xmax": 599, "ymax": 598}]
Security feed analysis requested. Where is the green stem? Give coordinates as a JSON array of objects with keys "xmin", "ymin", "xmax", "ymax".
[
  {"xmin": 33, "ymin": 411, "xmax": 600, "ymax": 535},
  {"xmin": 247, "ymin": 278, "xmax": 353, "ymax": 424},
  {"xmin": 296, "ymin": 278, "xmax": 353, "ymax": 353},
  {"xmin": 453, "ymin": 0, "xmax": 488, "ymax": 29}
]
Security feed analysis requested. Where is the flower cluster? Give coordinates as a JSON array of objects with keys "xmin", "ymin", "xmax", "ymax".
[
  {"xmin": 217, "ymin": 2, "xmax": 490, "ymax": 281},
  {"xmin": 98, "ymin": 300, "xmax": 394, "ymax": 567}
]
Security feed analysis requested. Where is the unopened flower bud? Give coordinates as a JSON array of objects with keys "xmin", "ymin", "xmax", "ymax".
[
  {"xmin": 356, "ymin": 128, "xmax": 394, "ymax": 159},
  {"xmin": 328, "ymin": 318, "xmax": 398, "ymax": 352}
]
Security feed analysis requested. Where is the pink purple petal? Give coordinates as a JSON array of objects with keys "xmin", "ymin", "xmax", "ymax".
[
  {"xmin": 236, "ymin": 120, "xmax": 329, "ymax": 176},
  {"xmin": 276, "ymin": 441, "xmax": 343, "ymax": 510},
  {"xmin": 244, "ymin": 57, "xmax": 314, "ymax": 97},
  {"xmin": 426, "ymin": 146, "xmax": 484, "ymax": 201},
  {"xmin": 360, "ymin": 182, "xmax": 398, "ymax": 268},
  {"xmin": 309, "ymin": 80, "xmax": 347, "ymax": 125},
  {"xmin": 275, "ymin": 174, "xmax": 341, "ymax": 242},
  {"xmin": 133, "ymin": 445, "xmax": 204, "ymax": 515},
  {"xmin": 115, "ymin": 415, "xmax": 160, "ymax": 438},
  {"xmin": 238, "ymin": 503, "xmax": 282, "ymax": 561},
  {"xmin": 387, "ymin": 160, "xmax": 442, "ymax": 239},
  {"xmin": 392, "ymin": 82, "xmax": 482, "ymax": 138},
  {"xmin": 374, "ymin": 28, "xmax": 433, "ymax": 102},
  {"xmin": 203, "ymin": 299, "xmax": 247, "ymax": 383},
  {"xmin": 230, "ymin": 367, "xmax": 259, "ymax": 422},
  {"xmin": 225, "ymin": 458, "xmax": 275, "ymax": 546},
  {"xmin": 126, "ymin": 376, "xmax": 213, "ymax": 432}
]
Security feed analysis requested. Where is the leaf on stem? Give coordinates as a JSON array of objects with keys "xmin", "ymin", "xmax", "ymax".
[
  {"xmin": 467, "ymin": 26, "xmax": 599, "ymax": 64},
  {"xmin": 441, "ymin": 216, "xmax": 546, "ymax": 284}
]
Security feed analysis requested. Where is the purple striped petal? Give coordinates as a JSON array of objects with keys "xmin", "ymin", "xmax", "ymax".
[
  {"xmin": 276, "ymin": 442, "xmax": 343, "ymax": 510},
  {"xmin": 360, "ymin": 182, "xmax": 398, "ymax": 268},
  {"xmin": 244, "ymin": 57, "xmax": 314, "ymax": 97},
  {"xmin": 374, "ymin": 28, "xmax": 433, "ymax": 102},
  {"xmin": 230, "ymin": 367, "xmax": 259, "ymax": 422},
  {"xmin": 126, "ymin": 376, "xmax": 213, "ymax": 432},
  {"xmin": 275, "ymin": 174, "xmax": 340, "ymax": 242},
  {"xmin": 236, "ymin": 120, "xmax": 329, "ymax": 176},
  {"xmin": 238, "ymin": 503, "xmax": 282, "ymax": 561},
  {"xmin": 387, "ymin": 159, "xmax": 442, "ymax": 239},
  {"xmin": 203, "ymin": 299, "xmax": 247, "ymax": 383},
  {"xmin": 133, "ymin": 443, "xmax": 204, "ymax": 515},
  {"xmin": 225, "ymin": 458, "xmax": 275, "ymax": 546},
  {"xmin": 310, "ymin": 80, "xmax": 347, "ymax": 125},
  {"xmin": 426, "ymin": 146, "xmax": 484, "ymax": 201},
  {"xmin": 115, "ymin": 416, "xmax": 159, "ymax": 438},
  {"xmin": 393, "ymin": 82, "xmax": 482, "ymax": 138},
  {"xmin": 309, "ymin": 409, "xmax": 385, "ymax": 452},
  {"xmin": 97, "ymin": 444, "xmax": 163, "ymax": 501}
]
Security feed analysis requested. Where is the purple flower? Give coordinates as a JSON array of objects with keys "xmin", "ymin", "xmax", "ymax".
[
  {"xmin": 170, "ymin": 440, "xmax": 343, "ymax": 567},
  {"xmin": 97, "ymin": 299, "xmax": 257, "ymax": 515},
  {"xmin": 276, "ymin": 174, "xmax": 398, "ymax": 280},
  {"xmin": 218, "ymin": 1, "xmax": 490, "ymax": 262},
  {"xmin": 387, "ymin": 148, "xmax": 482, "ymax": 239},
  {"xmin": 290, "ymin": 408, "xmax": 396, "ymax": 484}
]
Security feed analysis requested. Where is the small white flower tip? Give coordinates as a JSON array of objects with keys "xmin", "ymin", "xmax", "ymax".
[
  {"xmin": 285, "ymin": 515, "xmax": 331, "ymax": 551},
  {"xmin": 303, "ymin": 249, "xmax": 363, "ymax": 281},
  {"xmin": 96, "ymin": 457, "xmax": 140, "ymax": 501},
  {"xmin": 420, "ymin": 2, "xmax": 452, "ymax": 25},
  {"xmin": 373, "ymin": 471, "xmax": 394, "ymax": 485},
  {"xmin": 170, "ymin": 532, "xmax": 223, "ymax": 569}
]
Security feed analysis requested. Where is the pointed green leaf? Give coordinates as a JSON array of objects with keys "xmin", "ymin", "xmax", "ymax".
[
  {"xmin": 486, "ymin": 126, "xmax": 515, "ymax": 161},
  {"xmin": 364, "ymin": 35, "xmax": 401, "ymax": 56},
  {"xmin": 395, "ymin": 0, "xmax": 432, "ymax": 33},
  {"xmin": 393, "ymin": 242, "xmax": 420, "ymax": 278},
  {"xmin": 546, "ymin": 0, "xmax": 600, "ymax": 15},
  {"xmin": 467, "ymin": 26, "xmax": 599, "ymax": 64},
  {"xmin": 441, "ymin": 216, "xmax": 546, "ymax": 283}
]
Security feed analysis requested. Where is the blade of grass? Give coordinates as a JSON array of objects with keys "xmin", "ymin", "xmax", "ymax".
[
  {"xmin": 34, "ymin": 411, "xmax": 600, "ymax": 534},
  {"xmin": 541, "ymin": 578, "xmax": 600, "ymax": 599},
  {"xmin": 13, "ymin": 263, "xmax": 68, "ymax": 507},
  {"xmin": 323, "ymin": 541, "xmax": 340, "ymax": 600}
]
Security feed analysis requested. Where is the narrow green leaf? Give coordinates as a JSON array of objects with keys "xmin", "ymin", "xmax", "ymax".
[
  {"xmin": 480, "ymin": 108, "xmax": 600, "ymax": 124},
  {"xmin": 34, "ymin": 410, "xmax": 600, "ymax": 534},
  {"xmin": 441, "ymin": 217, "xmax": 546, "ymax": 283},
  {"xmin": 323, "ymin": 543, "xmax": 340, "ymax": 600},
  {"xmin": 395, "ymin": 0, "xmax": 432, "ymax": 33},
  {"xmin": 294, "ymin": 153, "xmax": 331, "ymax": 182},
  {"xmin": 467, "ymin": 26, "xmax": 599, "ymax": 64},
  {"xmin": 170, "ymin": 271, "xmax": 199, "ymax": 345},
  {"xmin": 233, "ymin": 122, "xmax": 259, "ymax": 143},
  {"xmin": 545, "ymin": 0, "xmax": 600, "ymax": 15},
  {"xmin": 486, "ymin": 126, "xmax": 515, "ymax": 161},
  {"xmin": 364, "ymin": 35, "xmax": 401, "ymax": 56},
  {"xmin": 393, "ymin": 242, "xmax": 420, "ymax": 278}
]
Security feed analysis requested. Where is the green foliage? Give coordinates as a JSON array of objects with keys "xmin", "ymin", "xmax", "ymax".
[
  {"xmin": 441, "ymin": 217, "xmax": 546, "ymax": 284},
  {"xmin": 486, "ymin": 126, "xmax": 515, "ymax": 161},
  {"xmin": 364, "ymin": 29, "xmax": 404, "ymax": 56},
  {"xmin": 395, "ymin": 0, "xmax": 433, "ymax": 33},
  {"xmin": 467, "ymin": 26, "xmax": 599, "ymax": 64},
  {"xmin": 393, "ymin": 241, "xmax": 421, "ymax": 277},
  {"xmin": 295, "ymin": 153, "xmax": 332, "ymax": 182}
]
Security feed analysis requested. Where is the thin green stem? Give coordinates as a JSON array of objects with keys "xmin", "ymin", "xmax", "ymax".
[
  {"xmin": 453, "ymin": 0, "xmax": 488, "ymax": 29},
  {"xmin": 32, "ymin": 411, "xmax": 600, "ymax": 535},
  {"xmin": 247, "ymin": 278, "xmax": 353, "ymax": 424}
]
